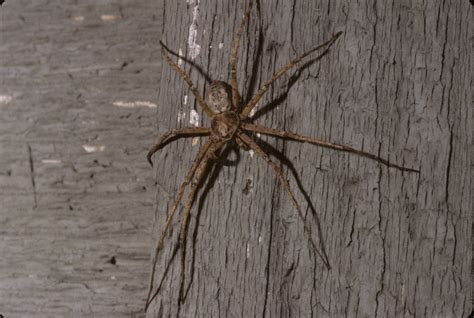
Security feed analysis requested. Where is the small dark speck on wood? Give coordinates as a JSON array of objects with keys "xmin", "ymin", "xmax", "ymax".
[{"xmin": 108, "ymin": 256, "xmax": 117, "ymax": 265}]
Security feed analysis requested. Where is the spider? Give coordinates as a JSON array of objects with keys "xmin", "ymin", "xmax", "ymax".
[{"xmin": 145, "ymin": 0, "xmax": 418, "ymax": 311}]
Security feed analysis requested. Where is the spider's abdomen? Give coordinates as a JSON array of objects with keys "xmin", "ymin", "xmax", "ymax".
[
  {"xmin": 208, "ymin": 81, "xmax": 232, "ymax": 113},
  {"xmin": 210, "ymin": 111, "xmax": 240, "ymax": 141}
]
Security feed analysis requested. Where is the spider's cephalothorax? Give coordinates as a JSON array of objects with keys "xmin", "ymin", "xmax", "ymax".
[
  {"xmin": 207, "ymin": 80, "xmax": 232, "ymax": 113},
  {"xmin": 146, "ymin": 0, "xmax": 418, "ymax": 310},
  {"xmin": 210, "ymin": 110, "xmax": 240, "ymax": 141}
]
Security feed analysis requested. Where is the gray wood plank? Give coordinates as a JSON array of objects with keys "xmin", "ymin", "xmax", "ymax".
[
  {"xmin": 0, "ymin": 0, "xmax": 161, "ymax": 316},
  {"xmin": 148, "ymin": 0, "xmax": 471, "ymax": 317}
]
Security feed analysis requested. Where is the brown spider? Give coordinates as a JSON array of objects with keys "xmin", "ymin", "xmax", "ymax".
[{"xmin": 145, "ymin": 0, "xmax": 418, "ymax": 310}]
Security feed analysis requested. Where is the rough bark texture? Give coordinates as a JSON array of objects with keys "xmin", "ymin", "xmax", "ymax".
[
  {"xmin": 148, "ymin": 0, "xmax": 471, "ymax": 317},
  {"xmin": 0, "ymin": 0, "xmax": 161, "ymax": 316}
]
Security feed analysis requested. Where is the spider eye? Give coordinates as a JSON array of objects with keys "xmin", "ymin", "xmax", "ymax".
[{"xmin": 208, "ymin": 91, "xmax": 230, "ymax": 113}]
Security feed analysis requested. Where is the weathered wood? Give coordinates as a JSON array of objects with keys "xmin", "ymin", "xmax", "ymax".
[
  {"xmin": 149, "ymin": 0, "xmax": 471, "ymax": 317},
  {"xmin": 0, "ymin": 0, "xmax": 161, "ymax": 317}
]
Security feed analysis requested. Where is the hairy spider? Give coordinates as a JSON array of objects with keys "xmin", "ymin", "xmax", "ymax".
[{"xmin": 145, "ymin": 0, "xmax": 418, "ymax": 310}]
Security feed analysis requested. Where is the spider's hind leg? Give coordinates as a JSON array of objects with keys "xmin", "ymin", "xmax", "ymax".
[
  {"xmin": 145, "ymin": 140, "xmax": 213, "ymax": 311},
  {"xmin": 236, "ymin": 135, "xmax": 250, "ymax": 151},
  {"xmin": 237, "ymin": 132, "xmax": 331, "ymax": 269},
  {"xmin": 177, "ymin": 141, "xmax": 224, "ymax": 303}
]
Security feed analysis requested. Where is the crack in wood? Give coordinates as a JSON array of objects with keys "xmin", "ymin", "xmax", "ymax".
[{"xmin": 27, "ymin": 143, "xmax": 37, "ymax": 209}]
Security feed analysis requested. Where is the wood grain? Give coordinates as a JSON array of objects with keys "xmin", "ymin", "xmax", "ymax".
[
  {"xmin": 148, "ymin": 0, "xmax": 471, "ymax": 317},
  {"xmin": 0, "ymin": 0, "xmax": 161, "ymax": 316}
]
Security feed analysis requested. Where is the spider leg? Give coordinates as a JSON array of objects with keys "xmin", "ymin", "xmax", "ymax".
[
  {"xmin": 242, "ymin": 123, "xmax": 419, "ymax": 173},
  {"xmin": 235, "ymin": 135, "xmax": 250, "ymax": 151},
  {"xmin": 230, "ymin": 0, "xmax": 253, "ymax": 110},
  {"xmin": 177, "ymin": 141, "xmax": 224, "ymax": 303},
  {"xmin": 160, "ymin": 42, "xmax": 212, "ymax": 83},
  {"xmin": 145, "ymin": 140, "xmax": 213, "ymax": 311},
  {"xmin": 241, "ymin": 32, "xmax": 342, "ymax": 117},
  {"xmin": 237, "ymin": 132, "xmax": 331, "ymax": 270},
  {"xmin": 160, "ymin": 41, "xmax": 214, "ymax": 117},
  {"xmin": 147, "ymin": 127, "xmax": 210, "ymax": 166}
]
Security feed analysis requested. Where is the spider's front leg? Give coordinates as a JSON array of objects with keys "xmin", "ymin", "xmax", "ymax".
[
  {"xmin": 237, "ymin": 132, "xmax": 331, "ymax": 270},
  {"xmin": 147, "ymin": 127, "xmax": 210, "ymax": 166},
  {"xmin": 160, "ymin": 41, "xmax": 215, "ymax": 117},
  {"xmin": 242, "ymin": 123, "xmax": 419, "ymax": 173},
  {"xmin": 241, "ymin": 31, "xmax": 342, "ymax": 117},
  {"xmin": 229, "ymin": 0, "xmax": 254, "ymax": 110}
]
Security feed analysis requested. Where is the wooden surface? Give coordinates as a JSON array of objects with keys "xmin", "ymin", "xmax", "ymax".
[
  {"xmin": 148, "ymin": 0, "xmax": 471, "ymax": 317},
  {"xmin": 0, "ymin": 0, "xmax": 161, "ymax": 317}
]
